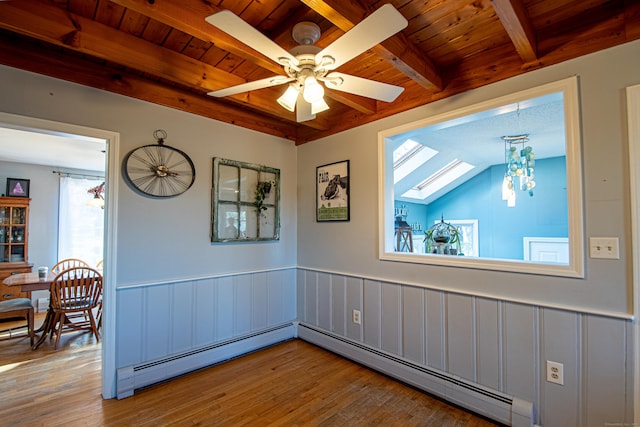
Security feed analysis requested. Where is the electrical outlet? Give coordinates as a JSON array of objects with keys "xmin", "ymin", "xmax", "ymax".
[
  {"xmin": 589, "ymin": 237, "xmax": 620, "ymax": 259},
  {"xmin": 546, "ymin": 360, "xmax": 564, "ymax": 385},
  {"xmin": 352, "ymin": 309, "xmax": 361, "ymax": 325}
]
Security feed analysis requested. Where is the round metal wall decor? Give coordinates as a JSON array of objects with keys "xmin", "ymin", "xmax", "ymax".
[{"xmin": 123, "ymin": 129, "xmax": 195, "ymax": 197}]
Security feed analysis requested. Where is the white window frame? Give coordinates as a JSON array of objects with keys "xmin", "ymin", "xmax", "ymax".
[{"xmin": 378, "ymin": 77, "xmax": 584, "ymax": 278}]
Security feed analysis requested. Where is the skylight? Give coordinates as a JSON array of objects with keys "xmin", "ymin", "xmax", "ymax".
[
  {"xmin": 401, "ymin": 159, "xmax": 474, "ymax": 200},
  {"xmin": 393, "ymin": 139, "xmax": 438, "ymax": 183}
]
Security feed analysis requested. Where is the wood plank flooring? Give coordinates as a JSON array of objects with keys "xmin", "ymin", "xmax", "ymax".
[{"xmin": 0, "ymin": 318, "xmax": 501, "ymax": 426}]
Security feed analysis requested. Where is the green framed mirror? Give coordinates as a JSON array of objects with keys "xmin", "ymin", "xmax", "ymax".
[{"xmin": 211, "ymin": 158, "xmax": 280, "ymax": 242}]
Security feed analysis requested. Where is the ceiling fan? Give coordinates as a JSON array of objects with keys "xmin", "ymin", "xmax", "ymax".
[{"xmin": 205, "ymin": 4, "xmax": 408, "ymax": 122}]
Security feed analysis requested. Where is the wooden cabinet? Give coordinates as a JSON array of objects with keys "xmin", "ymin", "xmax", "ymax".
[{"xmin": 0, "ymin": 197, "xmax": 32, "ymax": 301}]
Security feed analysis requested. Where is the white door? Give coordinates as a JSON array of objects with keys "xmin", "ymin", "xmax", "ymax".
[{"xmin": 523, "ymin": 237, "xmax": 569, "ymax": 263}]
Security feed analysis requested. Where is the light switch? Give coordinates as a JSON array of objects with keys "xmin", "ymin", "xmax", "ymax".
[{"xmin": 589, "ymin": 237, "xmax": 620, "ymax": 259}]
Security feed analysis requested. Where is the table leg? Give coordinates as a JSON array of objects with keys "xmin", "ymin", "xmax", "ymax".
[
  {"xmin": 33, "ymin": 309, "xmax": 48, "ymax": 333},
  {"xmin": 32, "ymin": 307, "xmax": 55, "ymax": 350}
]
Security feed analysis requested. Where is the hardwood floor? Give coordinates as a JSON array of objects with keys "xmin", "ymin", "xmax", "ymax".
[{"xmin": 0, "ymin": 318, "xmax": 501, "ymax": 426}]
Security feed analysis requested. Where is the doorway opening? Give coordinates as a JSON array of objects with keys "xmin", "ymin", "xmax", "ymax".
[{"xmin": 0, "ymin": 111, "xmax": 119, "ymax": 398}]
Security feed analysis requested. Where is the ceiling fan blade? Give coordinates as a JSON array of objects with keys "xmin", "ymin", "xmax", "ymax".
[
  {"xmin": 207, "ymin": 76, "xmax": 294, "ymax": 97},
  {"xmin": 324, "ymin": 72, "xmax": 404, "ymax": 102},
  {"xmin": 205, "ymin": 10, "xmax": 298, "ymax": 67},
  {"xmin": 316, "ymin": 4, "xmax": 408, "ymax": 70}
]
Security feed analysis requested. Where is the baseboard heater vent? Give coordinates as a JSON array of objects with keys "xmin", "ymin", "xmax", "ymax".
[
  {"xmin": 116, "ymin": 322, "xmax": 295, "ymax": 399},
  {"xmin": 298, "ymin": 323, "xmax": 533, "ymax": 427}
]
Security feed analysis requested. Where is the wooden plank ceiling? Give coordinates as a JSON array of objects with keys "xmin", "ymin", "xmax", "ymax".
[{"xmin": 0, "ymin": 0, "xmax": 638, "ymax": 145}]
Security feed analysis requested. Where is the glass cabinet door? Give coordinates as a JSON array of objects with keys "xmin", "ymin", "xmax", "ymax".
[
  {"xmin": 12, "ymin": 207, "xmax": 26, "ymax": 224},
  {"xmin": 0, "ymin": 210, "xmax": 8, "ymax": 262},
  {"xmin": 0, "ymin": 200, "xmax": 29, "ymax": 265},
  {"xmin": 0, "ymin": 207, "xmax": 8, "ymax": 224}
]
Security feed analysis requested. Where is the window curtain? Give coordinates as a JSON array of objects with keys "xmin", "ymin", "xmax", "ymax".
[{"xmin": 58, "ymin": 176, "xmax": 104, "ymax": 267}]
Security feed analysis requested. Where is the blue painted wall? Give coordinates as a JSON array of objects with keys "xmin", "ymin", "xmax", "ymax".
[{"xmin": 423, "ymin": 156, "xmax": 567, "ymax": 260}]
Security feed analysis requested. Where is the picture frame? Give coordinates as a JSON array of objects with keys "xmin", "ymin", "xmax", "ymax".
[
  {"xmin": 316, "ymin": 160, "xmax": 350, "ymax": 222},
  {"xmin": 6, "ymin": 178, "xmax": 30, "ymax": 198}
]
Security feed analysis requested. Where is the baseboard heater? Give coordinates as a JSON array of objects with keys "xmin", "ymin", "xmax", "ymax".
[
  {"xmin": 297, "ymin": 323, "xmax": 533, "ymax": 427},
  {"xmin": 116, "ymin": 322, "xmax": 296, "ymax": 399}
]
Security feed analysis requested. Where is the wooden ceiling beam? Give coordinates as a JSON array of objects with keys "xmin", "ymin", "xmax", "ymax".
[
  {"xmin": 0, "ymin": 34, "xmax": 300, "ymax": 142},
  {"xmin": 113, "ymin": 0, "xmax": 377, "ymax": 115},
  {"xmin": 625, "ymin": 0, "xmax": 640, "ymax": 41},
  {"xmin": 300, "ymin": 0, "xmax": 443, "ymax": 91},
  {"xmin": 0, "ymin": 0, "xmax": 241, "ymax": 91},
  {"xmin": 490, "ymin": 0, "xmax": 538, "ymax": 63},
  {"xmin": 325, "ymin": 91, "xmax": 377, "ymax": 114},
  {"xmin": 110, "ymin": 0, "xmax": 284, "ymax": 76},
  {"xmin": 0, "ymin": 0, "xmax": 325, "ymax": 129}
]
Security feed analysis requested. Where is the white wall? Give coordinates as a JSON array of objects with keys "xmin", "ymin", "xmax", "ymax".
[
  {"xmin": 0, "ymin": 65, "xmax": 298, "ymax": 285},
  {"xmin": 0, "ymin": 64, "xmax": 299, "ymax": 398},
  {"xmin": 297, "ymin": 40, "xmax": 640, "ymax": 317},
  {"xmin": 295, "ymin": 39, "xmax": 640, "ymax": 426}
]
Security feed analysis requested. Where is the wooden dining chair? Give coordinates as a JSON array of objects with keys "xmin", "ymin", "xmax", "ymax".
[
  {"xmin": 49, "ymin": 266, "xmax": 102, "ymax": 349},
  {"xmin": 0, "ymin": 298, "xmax": 34, "ymax": 346},
  {"xmin": 51, "ymin": 258, "xmax": 90, "ymax": 274},
  {"xmin": 50, "ymin": 259, "xmax": 92, "ymax": 334}
]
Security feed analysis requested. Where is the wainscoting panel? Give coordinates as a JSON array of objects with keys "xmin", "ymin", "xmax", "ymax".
[
  {"xmin": 503, "ymin": 302, "xmax": 537, "ymax": 403},
  {"xmin": 330, "ymin": 275, "xmax": 346, "ymax": 336},
  {"xmin": 476, "ymin": 298, "xmax": 501, "ymax": 391},
  {"xmin": 583, "ymin": 315, "xmax": 631, "ymax": 427},
  {"xmin": 402, "ymin": 285, "xmax": 426, "ymax": 365},
  {"xmin": 447, "ymin": 293, "xmax": 475, "ymax": 382},
  {"xmin": 426, "ymin": 289, "xmax": 446, "ymax": 370},
  {"xmin": 144, "ymin": 283, "xmax": 171, "ymax": 359},
  {"xmin": 215, "ymin": 277, "xmax": 234, "ymax": 341},
  {"xmin": 302, "ymin": 270, "xmax": 318, "ymax": 325},
  {"xmin": 171, "ymin": 280, "xmax": 195, "ymax": 353},
  {"xmin": 296, "ymin": 269, "xmax": 306, "ymax": 324},
  {"xmin": 193, "ymin": 279, "xmax": 216, "ymax": 346},
  {"xmin": 345, "ymin": 276, "xmax": 363, "ymax": 341},
  {"xmin": 116, "ymin": 287, "xmax": 144, "ymax": 368},
  {"xmin": 364, "ymin": 279, "xmax": 381, "ymax": 348},
  {"xmin": 234, "ymin": 275, "xmax": 252, "ymax": 336},
  {"xmin": 317, "ymin": 272, "xmax": 331, "ymax": 331},
  {"xmin": 541, "ymin": 308, "xmax": 580, "ymax": 426},
  {"xmin": 116, "ymin": 269, "xmax": 297, "ymax": 371},
  {"xmin": 381, "ymin": 281, "xmax": 402, "ymax": 355},
  {"xmin": 297, "ymin": 268, "xmax": 633, "ymax": 427},
  {"xmin": 272, "ymin": 269, "xmax": 297, "ymax": 325}
]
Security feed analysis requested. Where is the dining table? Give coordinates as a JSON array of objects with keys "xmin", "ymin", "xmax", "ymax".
[{"xmin": 2, "ymin": 271, "xmax": 56, "ymax": 349}]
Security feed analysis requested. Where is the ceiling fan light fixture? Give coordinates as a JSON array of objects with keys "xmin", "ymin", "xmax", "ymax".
[
  {"xmin": 302, "ymin": 76, "xmax": 324, "ymax": 103},
  {"xmin": 311, "ymin": 98, "xmax": 329, "ymax": 115},
  {"xmin": 296, "ymin": 96, "xmax": 316, "ymax": 122},
  {"xmin": 205, "ymin": 5, "xmax": 407, "ymax": 123},
  {"xmin": 277, "ymin": 85, "xmax": 299, "ymax": 112}
]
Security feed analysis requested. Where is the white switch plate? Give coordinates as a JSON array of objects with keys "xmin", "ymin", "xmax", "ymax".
[{"xmin": 589, "ymin": 237, "xmax": 619, "ymax": 259}]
